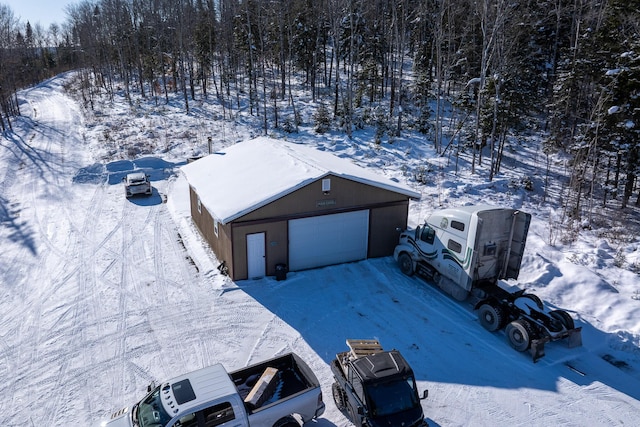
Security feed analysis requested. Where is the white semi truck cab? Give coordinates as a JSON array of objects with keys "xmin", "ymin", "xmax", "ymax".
[
  {"xmin": 394, "ymin": 205, "xmax": 581, "ymax": 361},
  {"xmin": 394, "ymin": 204, "xmax": 530, "ymax": 301}
]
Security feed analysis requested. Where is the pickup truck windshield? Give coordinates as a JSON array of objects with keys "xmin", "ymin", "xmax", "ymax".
[
  {"xmin": 134, "ymin": 386, "xmax": 172, "ymax": 427},
  {"xmin": 366, "ymin": 377, "xmax": 419, "ymax": 417}
]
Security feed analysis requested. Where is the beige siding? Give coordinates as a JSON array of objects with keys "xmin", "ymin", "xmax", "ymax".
[
  {"xmin": 189, "ymin": 186, "xmax": 234, "ymax": 277},
  {"xmin": 368, "ymin": 204, "xmax": 410, "ymax": 258},
  {"xmin": 231, "ymin": 221, "xmax": 288, "ymax": 280},
  {"xmin": 236, "ymin": 175, "xmax": 407, "ymax": 222},
  {"xmin": 191, "ymin": 176, "xmax": 414, "ymax": 281}
]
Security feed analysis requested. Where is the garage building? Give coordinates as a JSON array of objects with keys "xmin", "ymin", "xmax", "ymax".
[{"xmin": 181, "ymin": 137, "xmax": 421, "ymax": 280}]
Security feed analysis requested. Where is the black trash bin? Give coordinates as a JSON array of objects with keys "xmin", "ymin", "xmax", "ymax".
[{"xmin": 275, "ymin": 263, "xmax": 288, "ymax": 281}]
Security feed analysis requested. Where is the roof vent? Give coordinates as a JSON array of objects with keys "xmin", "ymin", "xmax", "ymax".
[{"xmin": 322, "ymin": 178, "xmax": 331, "ymax": 194}]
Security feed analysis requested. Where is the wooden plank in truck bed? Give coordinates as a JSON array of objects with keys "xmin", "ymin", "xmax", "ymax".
[{"xmin": 244, "ymin": 367, "xmax": 279, "ymax": 408}]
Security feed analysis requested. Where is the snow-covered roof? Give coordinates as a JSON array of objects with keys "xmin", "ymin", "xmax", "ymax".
[{"xmin": 181, "ymin": 137, "xmax": 421, "ymax": 224}]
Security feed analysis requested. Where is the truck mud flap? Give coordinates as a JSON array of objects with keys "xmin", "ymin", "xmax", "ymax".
[
  {"xmin": 566, "ymin": 327, "xmax": 583, "ymax": 348},
  {"xmin": 530, "ymin": 327, "xmax": 582, "ymax": 363},
  {"xmin": 530, "ymin": 337, "xmax": 549, "ymax": 363}
]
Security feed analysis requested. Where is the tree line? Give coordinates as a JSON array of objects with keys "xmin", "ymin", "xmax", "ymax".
[{"xmin": 1, "ymin": 0, "xmax": 640, "ymax": 220}]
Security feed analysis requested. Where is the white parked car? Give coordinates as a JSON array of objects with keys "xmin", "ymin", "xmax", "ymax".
[{"xmin": 123, "ymin": 172, "xmax": 152, "ymax": 198}]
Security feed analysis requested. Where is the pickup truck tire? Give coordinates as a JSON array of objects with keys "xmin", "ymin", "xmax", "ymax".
[
  {"xmin": 273, "ymin": 416, "xmax": 299, "ymax": 427},
  {"xmin": 478, "ymin": 303, "xmax": 505, "ymax": 332},
  {"xmin": 347, "ymin": 405, "xmax": 359, "ymax": 426},
  {"xmin": 332, "ymin": 382, "xmax": 347, "ymax": 411},
  {"xmin": 398, "ymin": 253, "xmax": 415, "ymax": 276},
  {"xmin": 506, "ymin": 319, "xmax": 535, "ymax": 352}
]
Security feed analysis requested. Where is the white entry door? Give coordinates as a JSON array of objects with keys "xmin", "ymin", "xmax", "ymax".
[{"xmin": 246, "ymin": 232, "xmax": 266, "ymax": 279}]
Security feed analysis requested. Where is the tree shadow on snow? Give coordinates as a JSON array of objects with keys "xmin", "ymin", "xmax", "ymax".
[{"xmin": 0, "ymin": 194, "xmax": 37, "ymax": 255}]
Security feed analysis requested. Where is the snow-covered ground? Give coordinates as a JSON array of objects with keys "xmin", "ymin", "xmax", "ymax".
[{"xmin": 1, "ymin": 74, "xmax": 639, "ymax": 426}]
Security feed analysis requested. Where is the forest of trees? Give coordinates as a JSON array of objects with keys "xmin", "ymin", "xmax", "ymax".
[{"xmin": 1, "ymin": 0, "xmax": 640, "ymax": 219}]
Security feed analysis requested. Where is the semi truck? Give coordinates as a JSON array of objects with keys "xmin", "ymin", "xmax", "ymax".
[
  {"xmin": 330, "ymin": 339, "xmax": 428, "ymax": 427},
  {"xmin": 101, "ymin": 353, "xmax": 325, "ymax": 427},
  {"xmin": 393, "ymin": 205, "xmax": 582, "ymax": 361}
]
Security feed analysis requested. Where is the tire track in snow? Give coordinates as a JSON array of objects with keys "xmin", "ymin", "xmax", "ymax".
[
  {"xmin": 150, "ymin": 206, "xmax": 195, "ymax": 374},
  {"xmin": 200, "ymin": 282, "xmax": 271, "ymax": 368},
  {"xmin": 153, "ymin": 205, "xmax": 197, "ymax": 294},
  {"xmin": 112, "ymin": 196, "xmax": 138, "ymax": 399},
  {"xmin": 9, "ymin": 134, "xmax": 64, "ymax": 426},
  {"xmin": 33, "ymin": 183, "xmax": 88, "ymax": 425},
  {"xmin": 0, "ymin": 132, "xmax": 42, "ymax": 421},
  {"xmin": 108, "ymin": 197, "xmax": 179, "ymax": 395},
  {"xmin": 0, "ymin": 335, "xmax": 13, "ymax": 419},
  {"xmin": 6, "ymin": 88, "xmax": 90, "ymax": 426},
  {"xmin": 1, "ymin": 82, "xmax": 171, "ymax": 426},
  {"xmin": 144, "ymin": 192, "xmax": 223, "ymax": 373},
  {"xmin": 245, "ymin": 314, "xmax": 297, "ymax": 365},
  {"xmin": 72, "ymin": 182, "xmax": 110, "ymax": 420}
]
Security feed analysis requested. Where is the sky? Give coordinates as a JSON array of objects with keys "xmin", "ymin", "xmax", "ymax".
[
  {"xmin": 1, "ymin": 73, "xmax": 639, "ymax": 426},
  {"xmin": 3, "ymin": 0, "xmax": 70, "ymax": 28}
]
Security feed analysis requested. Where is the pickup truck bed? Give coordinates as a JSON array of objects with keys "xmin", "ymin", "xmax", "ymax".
[{"xmin": 230, "ymin": 353, "xmax": 319, "ymax": 414}]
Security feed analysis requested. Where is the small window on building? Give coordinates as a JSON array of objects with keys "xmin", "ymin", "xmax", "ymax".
[
  {"xmin": 197, "ymin": 196, "xmax": 202, "ymax": 214},
  {"xmin": 451, "ymin": 220, "xmax": 465, "ymax": 231},
  {"xmin": 447, "ymin": 239, "xmax": 462, "ymax": 253},
  {"xmin": 202, "ymin": 402, "xmax": 236, "ymax": 426},
  {"xmin": 322, "ymin": 178, "xmax": 331, "ymax": 193},
  {"xmin": 214, "ymin": 219, "xmax": 219, "ymax": 237}
]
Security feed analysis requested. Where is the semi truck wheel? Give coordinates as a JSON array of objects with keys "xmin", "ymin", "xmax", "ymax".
[
  {"xmin": 506, "ymin": 320, "xmax": 534, "ymax": 352},
  {"xmin": 521, "ymin": 293, "xmax": 544, "ymax": 310},
  {"xmin": 478, "ymin": 303, "xmax": 505, "ymax": 332},
  {"xmin": 398, "ymin": 253, "xmax": 415, "ymax": 276},
  {"xmin": 550, "ymin": 310, "xmax": 575, "ymax": 330}
]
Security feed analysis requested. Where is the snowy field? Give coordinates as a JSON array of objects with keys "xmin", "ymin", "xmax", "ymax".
[{"xmin": 1, "ymin": 74, "xmax": 640, "ymax": 426}]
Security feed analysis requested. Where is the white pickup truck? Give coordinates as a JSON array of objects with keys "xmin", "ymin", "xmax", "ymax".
[
  {"xmin": 102, "ymin": 353, "xmax": 325, "ymax": 427},
  {"xmin": 123, "ymin": 172, "xmax": 152, "ymax": 198}
]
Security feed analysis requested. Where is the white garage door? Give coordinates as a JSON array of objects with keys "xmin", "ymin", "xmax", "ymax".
[{"xmin": 289, "ymin": 210, "xmax": 369, "ymax": 271}]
